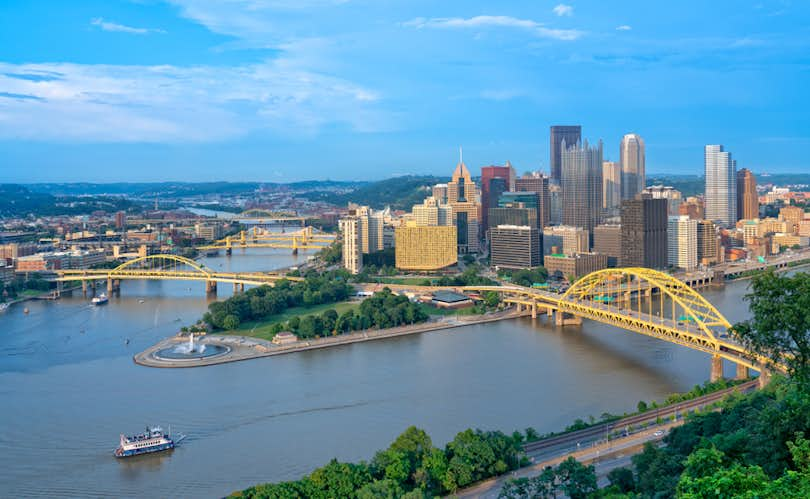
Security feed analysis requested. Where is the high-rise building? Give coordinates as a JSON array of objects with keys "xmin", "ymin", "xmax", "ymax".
[
  {"xmin": 413, "ymin": 197, "xmax": 453, "ymax": 227},
  {"xmin": 338, "ymin": 206, "xmax": 385, "ymax": 274},
  {"xmin": 489, "ymin": 225, "xmax": 541, "ymax": 269},
  {"xmin": 779, "ymin": 206, "xmax": 804, "ymax": 234},
  {"xmin": 432, "ymin": 184, "xmax": 448, "ymax": 204},
  {"xmin": 642, "ymin": 185, "xmax": 682, "ymax": 215},
  {"xmin": 736, "ymin": 169, "xmax": 759, "ymax": 221},
  {"xmin": 561, "ymin": 139, "xmax": 603, "ymax": 234},
  {"xmin": 602, "ymin": 161, "xmax": 621, "ymax": 214},
  {"xmin": 620, "ymin": 198, "xmax": 668, "ymax": 269},
  {"xmin": 668, "ymin": 215, "xmax": 698, "ymax": 270},
  {"xmin": 550, "ymin": 125, "xmax": 581, "ymax": 185},
  {"xmin": 680, "ymin": 197, "xmax": 705, "ymax": 220},
  {"xmin": 515, "ymin": 173, "xmax": 550, "ymax": 228},
  {"xmin": 394, "ymin": 225, "xmax": 457, "ymax": 271},
  {"xmin": 620, "ymin": 134, "xmax": 645, "ymax": 200},
  {"xmin": 339, "ymin": 217, "xmax": 363, "ymax": 274},
  {"xmin": 542, "ymin": 225, "xmax": 589, "ymax": 256},
  {"xmin": 593, "ymin": 224, "xmax": 622, "ymax": 267},
  {"xmin": 549, "ymin": 184, "xmax": 562, "ymax": 225},
  {"xmin": 447, "ymin": 159, "xmax": 481, "ymax": 253},
  {"xmin": 115, "ymin": 211, "xmax": 126, "ymax": 229},
  {"xmin": 498, "ymin": 192, "xmax": 540, "ymax": 227},
  {"xmin": 488, "ymin": 204, "xmax": 536, "ymax": 230},
  {"xmin": 481, "ymin": 163, "xmax": 516, "ymax": 233},
  {"xmin": 704, "ymin": 145, "xmax": 737, "ymax": 227},
  {"xmin": 697, "ymin": 220, "xmax": 719, "ymax": 265}
]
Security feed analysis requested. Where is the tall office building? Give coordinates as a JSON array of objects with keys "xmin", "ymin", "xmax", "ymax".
[
  {"xmin": 550, "ymin": 125, "xmax": 581, "ymax": 185},
  {"xmin": 561, "ymin": 139, "xmax": 603, "ymax": 234},
  {"xmin": 593, "ymin": 224, "xmax": 622, "ymax": 267},
  {"xmin": 668, "ymin": 215, "xmax": 698, "ymax": 270},
  {"xmin": 339, "ymin": 217, "xmax": 363, "ymax": 274},
  {"xmin": 549, "ymin": 184, "xmax": 562, "ymax": 225},
  {"xmin": 489, "ymin": 204, "xmax": 536, "ymax": 230},
  {"xmin": 338, "ymin": 206, "xmax": 384, "ymax": 274},
  {"xmin": 413, "ymin": 197, "xmax": 453, "ymax": 227},
  {"xmin": 498, "ymin": 192, "xmax": 540, "ymax": 228},
  {"xmin": 620, "ymin": 198, "xmax": 668, "ymax": 269},
  {"xmin": 432, "ymin": 184, "xmax": 448, "ymax": 204},
  {"xmin": 620, "ymin": 134, "xmax": 645, "ymax": 200},
  {"xmin": 542, "ymin": 225, "xmax": 589, "ymax": 256},
  {"xmin": 447, "ymin": 159, "xmax": 481, "ymax": 253},
  {"xmin": 515, "ymin": 173, "xmax": 550, "ymax": 228},
  {"xmin": 704, "ymin": 145, "xmax": 737, "ymax": 227},
  {"xmin": 642, "ymin": 185, "xmax": 683, "ymax": 215},
  {"xmin": 489, "ymin": 225, "xmax": 541, "ymax": 269},
  {"xmin": 481, "ymin": 163, "xmax": 516, "ymax": 233},
  {"xmin": 395, "ymin": 224, "xmax": 457, "ymax": 271},
  {"xmin": 602, "ymin": 161, "xmax": 621, "ymax": 213},
  {"xmin": 697, "ymin": 220, "xmax": 719, "ymax": 265},
  {"xmin": 736, "ymin": 168, "xmax": 759, "ymax": 221}
]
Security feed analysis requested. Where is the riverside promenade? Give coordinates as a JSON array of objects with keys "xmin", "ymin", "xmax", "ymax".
[{"xmin": 134, "ymin": 310, "xmax": 525, "ymax": 368}]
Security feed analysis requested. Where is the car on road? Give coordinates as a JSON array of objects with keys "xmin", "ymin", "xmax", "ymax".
[{"xmin": 653, "ymin": 430, "xmax": 664, "ymax": 437}]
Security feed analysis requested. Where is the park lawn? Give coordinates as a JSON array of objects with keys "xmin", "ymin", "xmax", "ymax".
[
  {"xmin": 373, "ymin": 277, "xmax": 435, "ymax": 286},
  {"xmin": 227, "ymin": 300, "xmax": 359, "ymax": 341},
  {"xmin": 417, "ymin": 302, "xmax": 480, "ymax": 317}
]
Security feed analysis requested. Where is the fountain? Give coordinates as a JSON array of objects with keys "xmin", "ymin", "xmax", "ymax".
[{"xmin": 153, "ymin": 333, "xmax": 230, "ymax": 361}]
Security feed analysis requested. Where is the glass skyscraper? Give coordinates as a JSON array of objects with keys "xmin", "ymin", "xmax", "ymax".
[{"xmin": 704, "ymin": 145, "xmax": 737, "ymax": 227}]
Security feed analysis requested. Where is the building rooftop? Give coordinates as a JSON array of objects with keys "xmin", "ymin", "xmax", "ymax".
[{"xmin": 432, "ymin": 290, "xmax": 471, "ymax": 303}]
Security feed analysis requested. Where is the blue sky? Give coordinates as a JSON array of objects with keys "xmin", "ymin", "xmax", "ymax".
[{"xmin": 0, "ymin": 0, "xmax": 808, "ymax": 182}]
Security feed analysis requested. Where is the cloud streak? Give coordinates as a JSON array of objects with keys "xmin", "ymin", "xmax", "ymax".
[
  {"xmin": 0, "ymin": 60, "xmax": 384, "ymax": 142},
  {"xmin": 403, "ymin": 15, "xmax": 582, "ymax": 41},
  {"xmin": 552, "ymin": 4, "xmax": 574, "ymax": 17},
  {"xmin": 91, "ymin": 18, "xmax": 165, "ymax": 35}
]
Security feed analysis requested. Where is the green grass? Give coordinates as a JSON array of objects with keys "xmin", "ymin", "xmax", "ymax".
[
  {"xmin": 227, "ymin": 301, "xmax": 359, "ymax": 341},
  {"xmin": 371, "ymin": 277, "xmax": 435, "ymax": 285},
  {"xmin": 416, "ymin": 302, "xmax": 480, "ymax": 317}
]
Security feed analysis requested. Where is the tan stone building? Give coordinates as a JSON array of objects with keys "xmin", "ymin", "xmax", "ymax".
[{"xmin": 395, "ymin": 224, "xmax": 457, "ymax": 271}]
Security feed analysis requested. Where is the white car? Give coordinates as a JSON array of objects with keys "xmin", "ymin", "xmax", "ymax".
[{"xmin": 653, "ymin": 430, "xmax": 664, "ymax": 437}]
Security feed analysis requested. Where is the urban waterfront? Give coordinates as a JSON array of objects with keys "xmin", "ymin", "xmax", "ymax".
[{"xmin": 1, "ymin": 249, "xmax": 754, "ymax": 498}]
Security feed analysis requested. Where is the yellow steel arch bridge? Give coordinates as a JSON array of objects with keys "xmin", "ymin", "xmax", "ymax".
[
  {"xmin": 56, "ymin": 254, "xmax": 301, "ymax": 294},
  {"xmin": 197, "ymin": 226, "xmax": 336, "ymax": 253},
  {"xmin": 444, "ymin": 268, "xmax": 779, "ymax": 381}
]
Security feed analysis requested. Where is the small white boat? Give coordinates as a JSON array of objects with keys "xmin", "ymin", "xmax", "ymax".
[
  {"xmin": 91, "ymin": 294, "xmax": 109, "ymax": 306},
  {"xmin": 0, "ymin": 303, "xmax": 9, "ymax": 312}
]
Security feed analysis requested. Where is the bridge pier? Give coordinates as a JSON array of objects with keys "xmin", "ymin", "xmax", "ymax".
[
  {"xmin": 555, "ymin": 311, "xmax": 582, "ymax": 326},
  {"xmin": 710, "ymin": 355, "xmax": 724, "ymax": 382},
  {"xmin": 225, "ymin": 248, "xmax": 232, "ymax": 256},
  {"xmin": 232, "ymin": 282, "xmax": 245, "ymax": 293},
  {"xmin": 82, "ymin": 280, "xmax": 87, "ymax": 296},
  {"xmin": 735, "ymin": 364, "xmax": 750, "ymax": 380},
  {"xmin": 758, "ymin": 365, "xmax": 771, "ymax": 388},
  {"xmin": 531, "ymin": 303, "xmax": 537, "ymax": 319},
  {"xmin": 206, "ymin": 280, "xmax": 218, "ymax": 295}
]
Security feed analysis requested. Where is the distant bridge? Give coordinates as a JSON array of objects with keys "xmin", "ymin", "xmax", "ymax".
[
  {"xmin": 197, "ymin": 227, "xmax": 336, "ymax": 254},
  {"xmin": 56, "ymin": 254, "xmax": 301, "ymax": 294}
]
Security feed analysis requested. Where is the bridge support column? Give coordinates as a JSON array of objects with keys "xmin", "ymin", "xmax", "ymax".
[
  {"xmin": 55, "ymin": 281, "xmax": 62, "ymax": 298},
  {"xmin": 225, "ymin": 248, "xmax": 232, "ymax": 256},
  {"xmin": 240, "ymin": 283, "xmax": 245, "ymax": 292},
  {"xmin": 206, "ymin": 280, "xmax": 217, "ymax": 295},
  {"xmin": 82, "ymin": 280, "xmax": 87, "ymax": 296},
  {"xmin": 758, "ymin": 366, "xmax": 771, "ymax": 388},
  {"xmin": 555, "ymin": 311, "xmax": 582, "ymax": 326},
  {"xmin": 107, "ymin": 277, "xmax": 113, "ymax": 293},
  {"xmin": 710, "ymin": 355, "xmax": 724, "ymax": 382},
  {"xmin": 735, "ymin": 364, "xmax": 750, "ymax": 380},
  {"xmin": 531, "ymin": 303, "xmax": 537, "ymax": 319}
]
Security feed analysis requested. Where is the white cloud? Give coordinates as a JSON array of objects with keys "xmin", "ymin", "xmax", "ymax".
[
  {"xmin": 90, "ymin": 18, "xmax": 165, "ymax": 35},
  {"xmin": 403, "ymin": 15, "xmax": 582, "ymax": 41},
  {"xmin": 616, "ymin": 25, "xmax": 632, "ymax": 31},
  {"xmin": 0, "ymin": 60, "xmax": 384, "ymax": 143},
  {"xmin": 552, "ymin": 4, "xmax": 574, "ymax": 17}
]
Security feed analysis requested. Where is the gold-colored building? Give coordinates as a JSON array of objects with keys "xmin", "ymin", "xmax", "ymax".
[{"xmin": 395, "ymin": 224, "xmax": 457, "ymax": 271}]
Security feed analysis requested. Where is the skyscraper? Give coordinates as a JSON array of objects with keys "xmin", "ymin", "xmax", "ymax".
[
  {"xmin": 561, "ymin": 138, "xmax": 603, "ymax": 234},
  {"xmin": 668, "ymin": 215, "xmax": 698, "ymax": 270},
  {"xmin": 550, "ymin": 125, "xmax": 581, "ymax": 185},
  {"xmin": 736, "ymin": 168, "xmax": 758, "ymax": 221},
  {"xmin": 338, "ymin": 205, "xmax": 384, "ymax": 274},
  {"xmin": 489, "ymin": 225, "xmax": 541, "ymax": 270},
  {"xmin": 447, "ymin": 158, "xmax": 481, "ymax": 253},
  {"xmin": 620, "ymin": 133, "xmax": 645, "ymax": 200},
  {"xmin": 515, "ymin": 173, "xmax": 550, "ymax": 228},
  {"xmin": 413, "ymin": 197, "xmax": 453, "ymax": 227},
  {"xmin": 481, "ymin": 163, "xmax": 515, "ymax": 233},
  {"xmin": 620, "ymin": 198, "xmax": 668, "ymax": 269},
  {"xmin": 602, "ymin": 161, "xmax": 621, "ymax": 213},
  {"xmin": 697, "ymin": 220, "xmax": 719, "ymax": 265},
  {"xmin": 704, "ymin": 145, "xmax": 737, "ymax": 227}
]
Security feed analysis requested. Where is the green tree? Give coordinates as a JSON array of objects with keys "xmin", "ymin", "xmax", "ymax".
[
  {"xmin": 555, "ymin": 457, "xmax": 597, "ymax": 499},
  {"xmin": 222, "ymin": 314, "xmax": 240, "ymax": 330},
  {"xmin": 356, "ymin": 479, "xmax": 403, "ymax": 499},
  {"xmin": 308, "ymin": 459, "xmax": 373, "ymax": 498},
  {"xmin": 733, "ymin": 270, "xmax": 810, "ymax": 387},
  {"xmin": 606, "ymin": 467, "xmax": 635, "ymax": 493}
]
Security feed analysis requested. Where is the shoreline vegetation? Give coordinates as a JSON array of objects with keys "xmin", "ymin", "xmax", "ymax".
[{"xmin": 228, "ymin": 377, "xmax": 764, "ymax": 499}]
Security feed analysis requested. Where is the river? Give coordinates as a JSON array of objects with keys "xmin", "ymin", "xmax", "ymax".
[{"xmin": 0, "ymin": 250, "xmax": 757, "ymax": 498}]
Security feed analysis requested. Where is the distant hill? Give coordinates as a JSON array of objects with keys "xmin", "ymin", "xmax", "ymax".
[
  {"xmin": 647, "ymin": 173, "xmax": 810, "ymax": 198},
  {"xmin": 24, "ymin": 181, "xmax": 361, "ymax": 197},
  {"xmin": 0, "ymin": 184, "xmax": 137, "ymax": 217},
  {"xmin": 301, "ymin": 175, "xmax": 448, "ymax": 210}
]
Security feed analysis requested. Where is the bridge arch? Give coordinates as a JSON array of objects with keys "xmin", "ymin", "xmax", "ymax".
[
  {"xmin": 561, "ymin": 268, "xmax": 732, "ymax": 345},
  {"xmin": 112, "ymin": 254, "xmax": 211, "ymax": 278}
]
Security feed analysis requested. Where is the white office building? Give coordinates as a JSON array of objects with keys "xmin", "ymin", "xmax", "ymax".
[
  {"xmin": 704, "ymin": 145, "xmax": 737, "ymax": 227},
  {"xmin": 668, "ymin": 215, "xmax": 697, "ymax": 270}
]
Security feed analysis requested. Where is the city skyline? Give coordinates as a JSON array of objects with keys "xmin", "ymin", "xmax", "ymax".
[{"xmin": 2, "ymin": 1, "xmax": 810, "ymax": 182}]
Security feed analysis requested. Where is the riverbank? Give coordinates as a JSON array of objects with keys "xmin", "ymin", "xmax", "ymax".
[{"xmin": 134, "ymin": 309, "xmax": 525, "ymax": 368}]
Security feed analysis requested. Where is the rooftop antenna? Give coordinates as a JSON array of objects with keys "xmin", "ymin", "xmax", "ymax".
[{"xmin": 459, "ymin": 146, "xmax": 463, "ymax": 164}]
